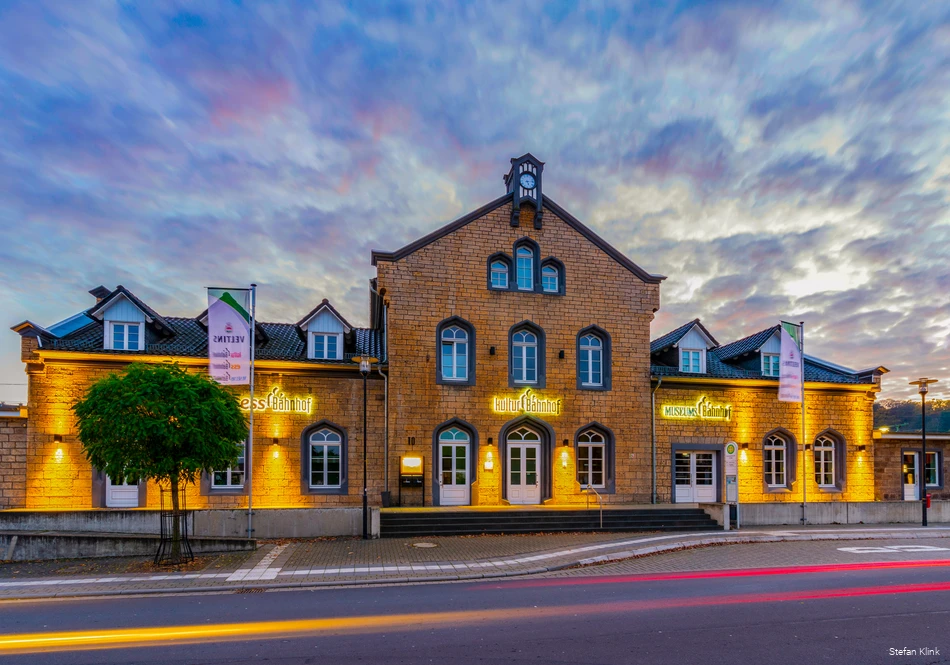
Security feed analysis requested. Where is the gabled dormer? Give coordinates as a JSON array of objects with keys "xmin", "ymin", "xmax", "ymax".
[
  {"xmin": 650, "ymin": 319, "xmax": 719, "ymax": 374},
  {"xmin": 715, "ymin": 325, "xmax": 781, "ymax": 377},
  {"xmin": 87, "ymin": 286, "xmax": 172, "ymax": 352},
  {"xmin": 297, "ymin": 299, "xmax": 352, "ymax": 361}
]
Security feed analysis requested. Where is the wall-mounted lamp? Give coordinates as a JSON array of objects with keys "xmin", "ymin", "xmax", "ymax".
[
  {"xmin": 272, "ymin": 437, "xmax": 279, "ymax": 444},
  {"xmin": 562, "ymin": 439, "xmax": 569, "ymax": 447},
  {"xmin": 740, "ymin": 443, "xmax": 748, "ymax": 450},
  {"xmin": 489, "ymin": 346, "xmax": 496, "ymax": 355},
  {"xmin": 857, "ymin": 445, "xmax": 866, "ymax": 452},
  {"xmin": 484, "ymin": 451, "xmax": 494, "ymax": 471},
  {"xmin": 487, "ymin": 437, "xmax": 493, "ymax": 446},
  {"xmin": 558, "ymin": 350, "xmax": 565, "ymax": 359},
  {"xmin": 560, "ymin": 450, "xmax": 569, "ymax": 468},
  {"xmin": 53, "ymin": 434, "xmax": 63, "ymax": 443},
  {"xmin": 804, "ymin": 444, "xmax": 812, "ymax": 451}
]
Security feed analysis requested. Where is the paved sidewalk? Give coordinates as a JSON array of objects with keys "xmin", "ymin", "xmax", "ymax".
[{"xmin": 0, "ymin": 525, "xmax": 948, "ymax": 599}]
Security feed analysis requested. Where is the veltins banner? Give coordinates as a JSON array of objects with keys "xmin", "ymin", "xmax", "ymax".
[
  {"xmin": 207, "ymin": 288, "xmax": 251, "ymax": 385},
  {"xmin": 778, "ymin": 322, "xmax": 802, "ymax": 403}
]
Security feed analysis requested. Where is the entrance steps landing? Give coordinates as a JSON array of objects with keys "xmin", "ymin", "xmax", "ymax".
[{"xmin": 380, "ymin": 505, "xmax": 719, "ymax": 538}]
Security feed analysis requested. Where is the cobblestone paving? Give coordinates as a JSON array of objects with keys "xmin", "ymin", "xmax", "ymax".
[{"xmin": 540, "ymin": 537, "xmax": 950, "ymax": 577}]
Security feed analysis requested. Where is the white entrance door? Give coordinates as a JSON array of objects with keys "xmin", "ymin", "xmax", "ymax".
[
  {"xmin": 674, "ymin": 452, "xmax": 716, "ymax": 503},
  {"xmin": 903, "ymin": 452, "xmax": 919, "ymax": 501},
  {"xmin": 105, "ymin": 476, "xmax": 139, "ymax": 508},
  {"xmin": 438, "ymin": 427, "xmax": 470, "ymax": 506},
  {"xmin": 508, "ymin": 444, "xmax": 541, "ymax": 504}
]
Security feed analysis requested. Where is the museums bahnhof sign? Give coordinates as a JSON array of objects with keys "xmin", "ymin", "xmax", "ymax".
[{"xmin": 661, "ymin": 395, "xmax": 732, "ymax": 422}]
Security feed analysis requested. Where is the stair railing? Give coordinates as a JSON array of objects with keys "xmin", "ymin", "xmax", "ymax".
[{"xmin": 585, "ymin": 484, "xmax": 603, "ymax": 529}]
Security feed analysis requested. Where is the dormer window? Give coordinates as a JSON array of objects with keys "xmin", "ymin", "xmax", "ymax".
[
  {"xmin": 312, "ymin": 333, "xmax": 342, "ymax": 360},
  {"xmin": 680, "ymin": 349, "xmax": 704, "ymax": 373},
  {"xmin": 108, "ymin": 322, "xmax": 143, "ymax": 351},
  {"xmin": 762, "ymin": 353, "xmax": 780, "ymax": 377},
  {"xmin": 298, "ymin": 300, "xmax": 351, "ymax": 361}
]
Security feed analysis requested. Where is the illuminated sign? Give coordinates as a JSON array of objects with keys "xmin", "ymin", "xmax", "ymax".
[
  {"xmin": 240, "ymin": 386, "xmax": 313, "ymax": 414},
  {"xmin": 661, "ymin": 396, "xmax": 732, "ymax": 422},
  {"xmin": 492, "ymin": 389, "xmax": 562, "ymax": 416}
]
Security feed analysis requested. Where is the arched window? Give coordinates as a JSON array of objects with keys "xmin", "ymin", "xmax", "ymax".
[
  {"xmin": 814, "ymin": 435, "xmax": 835, "ymax": 487},
  {"xmin": 310, "ymin": 428, "xmax": 343, "ymax": 488},
  {"xmin": 541, "ymin": 265, "xmax": 558, "ymax": 292},
  {"xmin": 441, "ymin": 326, "xmax": 468, "ymax": 381},
  {"xmin": 490, "ymin": 261, "xmax": 509, "ymax": 289},
  {"xmin": 577, "ymin": 430, "xmax": 605, "ymax": 488},
  {"xmin": 764, "ymin": 433, "xmax": 788, "ymax": 487},
  {"xmin": 516, "ymin": 246, "xmax": 534, "ymax": 290},
  {"xmin": 579, "ymin": 334, "xmax": 603, "ymax": 386},
  {"xmin": 512, "ymin": 330, "xmax": 538, "ymax": 384},
  {"xmin": 439, "ymin": 427, "xmax": 470, "ymax": 488},
  {"xmin": 436, "ymin": 317, "xmax": 475, "ymax": 385}
]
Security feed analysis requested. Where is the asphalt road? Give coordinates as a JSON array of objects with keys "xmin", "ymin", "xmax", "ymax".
[{"xmin": 1, "ymin": 547, "xmax": 949, "ymax": 664}]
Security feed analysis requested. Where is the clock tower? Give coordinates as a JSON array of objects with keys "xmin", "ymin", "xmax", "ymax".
[{"xmin": 503, "ymin": 153, "xmax": 544, "ymax": 229}]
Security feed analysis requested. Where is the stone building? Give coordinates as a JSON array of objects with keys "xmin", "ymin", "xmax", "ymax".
[{"xmin": 8, "ymin": 154, "xmax": 902, "ymax": 518}]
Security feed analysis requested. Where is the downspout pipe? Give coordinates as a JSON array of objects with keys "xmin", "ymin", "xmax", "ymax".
[
  {"xmin": 378, "ymin": 303, "xmax": 389, "ymax": 495},
  {"xmin": 651, "ymin": 376, "xmax": 662, "ymax": 504}
]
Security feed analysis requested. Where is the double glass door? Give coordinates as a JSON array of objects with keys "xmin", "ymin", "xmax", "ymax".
[
  {"xmin": 674, "ymin": 452, "xmax": 716, "ymax": 503},
  {"xmin": 507, "ymin": 443, "xmax": 541, "ymax": 504}
]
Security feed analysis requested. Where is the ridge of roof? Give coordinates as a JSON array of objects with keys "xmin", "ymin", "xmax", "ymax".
[{"xmin": 370, "ymin": 193, "xmax": 665, "ymax": 284}]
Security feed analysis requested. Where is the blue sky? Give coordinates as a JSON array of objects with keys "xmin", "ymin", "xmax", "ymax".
[{"xmin": 1, "ymin": 1, "xmax": 948, "ymax": 402}]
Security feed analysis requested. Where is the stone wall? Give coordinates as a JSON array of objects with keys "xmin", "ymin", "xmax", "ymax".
[
  {"xmin": 0, "ymin": 414, "xmax": 27, "ymax": 509},
  {"xmin": 873, "ymin": 439, "xmax": 950, "ymax": 501},
  {"xmin": 377, "ymin": 201, "xmax": 661, "ymax": 505},
  {"xmin": 21, "ymin": 354, "xmax": 384, "ymax": 509},
  {"xmin": 655, "ymin": 383, "xmax": 876, "ymax": 504}
]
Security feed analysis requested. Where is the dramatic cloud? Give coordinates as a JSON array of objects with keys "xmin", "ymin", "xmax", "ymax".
[{"xmin": 1, "ymin": 0, "xmax": 948, "ymax": 402}]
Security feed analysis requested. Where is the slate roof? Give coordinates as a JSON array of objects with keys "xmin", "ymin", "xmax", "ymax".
[
  {"xmin": 715, "ymin": 325, "xmax": 779, "ymax": 361},
  {"xmin": 651, "ymin": 322, "xmax": 881, "ymax": 385},
  {"xmin": 20, "ymin": 286, "xmax": 384, "ymax": 365}
]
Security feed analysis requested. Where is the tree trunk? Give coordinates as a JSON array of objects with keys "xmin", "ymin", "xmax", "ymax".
[{"xmin": 170, "ymin": 475, "xmax": 181, "ymax": 565}]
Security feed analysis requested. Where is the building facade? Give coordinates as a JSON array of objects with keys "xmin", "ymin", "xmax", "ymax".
[{"xmin": 9, "ymin": 155, "xmax": 897, "ymax": 513}]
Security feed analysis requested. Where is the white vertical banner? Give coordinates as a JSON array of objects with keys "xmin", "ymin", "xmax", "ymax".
[
  {"xmin": 207, "ymin": 288, "xmax": 251, "ymax": 385},
  {"xmin": 778, "ymin": 321, "xmax": 803, "ymax": 403}
]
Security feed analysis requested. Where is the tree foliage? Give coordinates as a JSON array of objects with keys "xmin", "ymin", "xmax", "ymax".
[{"xmin": 73, "ymin": 363, "xmax": 248, "ymax": 487}]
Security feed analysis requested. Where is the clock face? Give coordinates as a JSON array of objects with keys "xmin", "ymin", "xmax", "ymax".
[{"xmin": 519, "ymin": 173, "xmax": 536, "ymax": 190}]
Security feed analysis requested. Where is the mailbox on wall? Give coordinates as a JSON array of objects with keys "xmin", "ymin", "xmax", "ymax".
[{"xmin": 399, "ymin": 455, "xmax": 424, "ymax": 506}]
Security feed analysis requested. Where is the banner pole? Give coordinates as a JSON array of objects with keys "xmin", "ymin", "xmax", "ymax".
[
  {"xmin": 247, "ymin": 283, "xmax": 257, "ymax": 540},
  {"xmin": 800, "ymin": 320, "xmax": 806, "ymax": 527}
]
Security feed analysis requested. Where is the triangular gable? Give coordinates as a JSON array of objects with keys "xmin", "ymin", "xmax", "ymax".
[
  {"xmin": 87, "ymin": 286, "xmax": 173, "ymax": 337},
  {"xmin": 650, "ymin": 319, "xmax": 719, "ymax": 354},
  {"xmin": 10, "ymin": 320, "xmax": 55, "ymax": 342},
  {"xmin": 296, "ymin": 299, "xmax": 353, "ymax": 333},
  {"xmin": 371, "ymin": 194, "xmax": 665, "ymax": 285}
]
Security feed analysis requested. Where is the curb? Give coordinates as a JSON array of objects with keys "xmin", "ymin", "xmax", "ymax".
[{"xmin": 3, "ymin": 528, "xmax": 949, "ymax": 600}]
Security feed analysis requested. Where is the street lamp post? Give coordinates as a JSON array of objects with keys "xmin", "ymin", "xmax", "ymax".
[
  {"xmin": 909, "ymin": 378, "xmax": 938, "ymax": 527},
  {"xmin": 354, "ymin": 355, "xmax": 378, "ymax": 539}
]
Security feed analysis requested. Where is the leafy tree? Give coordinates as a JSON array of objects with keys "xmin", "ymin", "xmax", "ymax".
[
  {"xmin": 73, "ymin": 363, "xmax": 248, "ymax": 562},
  {"xmin": 875, "ymin": 398, "xmax": 950, "ymax": 432}
]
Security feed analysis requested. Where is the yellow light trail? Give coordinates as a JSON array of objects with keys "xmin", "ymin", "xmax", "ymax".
[{"xmin": 4, "ymin": 578, "xmax": 950, "ymax": 655}]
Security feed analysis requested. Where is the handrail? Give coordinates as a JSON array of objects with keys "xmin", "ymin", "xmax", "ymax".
[{"xmin": 585, "ymin": 484, "xmax": 603, "ymax": 529}]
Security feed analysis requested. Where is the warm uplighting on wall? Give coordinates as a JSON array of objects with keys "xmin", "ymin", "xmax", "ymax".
[
  {"xmin": 561, "ymin": 450, "xmax": 569, "ymax": 469},
  {"xmin": 484, "ymin": 451, "xmax": 494, "ymax": 471},
  {"xmin": 54, "ymin": 448, "xmax": 64, "ymax": 462}
]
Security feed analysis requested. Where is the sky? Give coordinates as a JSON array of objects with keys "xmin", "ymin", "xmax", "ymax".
[{"xmin": 1, "ymin": 0, "xmax": 948, "ymax": 403}]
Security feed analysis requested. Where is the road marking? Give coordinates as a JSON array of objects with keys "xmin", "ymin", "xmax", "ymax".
[
  {"xmin": 837, "ymin": 545, "xmax": 950, "ymax": 554},
  {"xmin": 5, "ymin": 579, "xmax": 950, "ymax": 654},
  {"xmin": 226, "ymin": 544, "xmax": 288, "ymax": 582}
]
